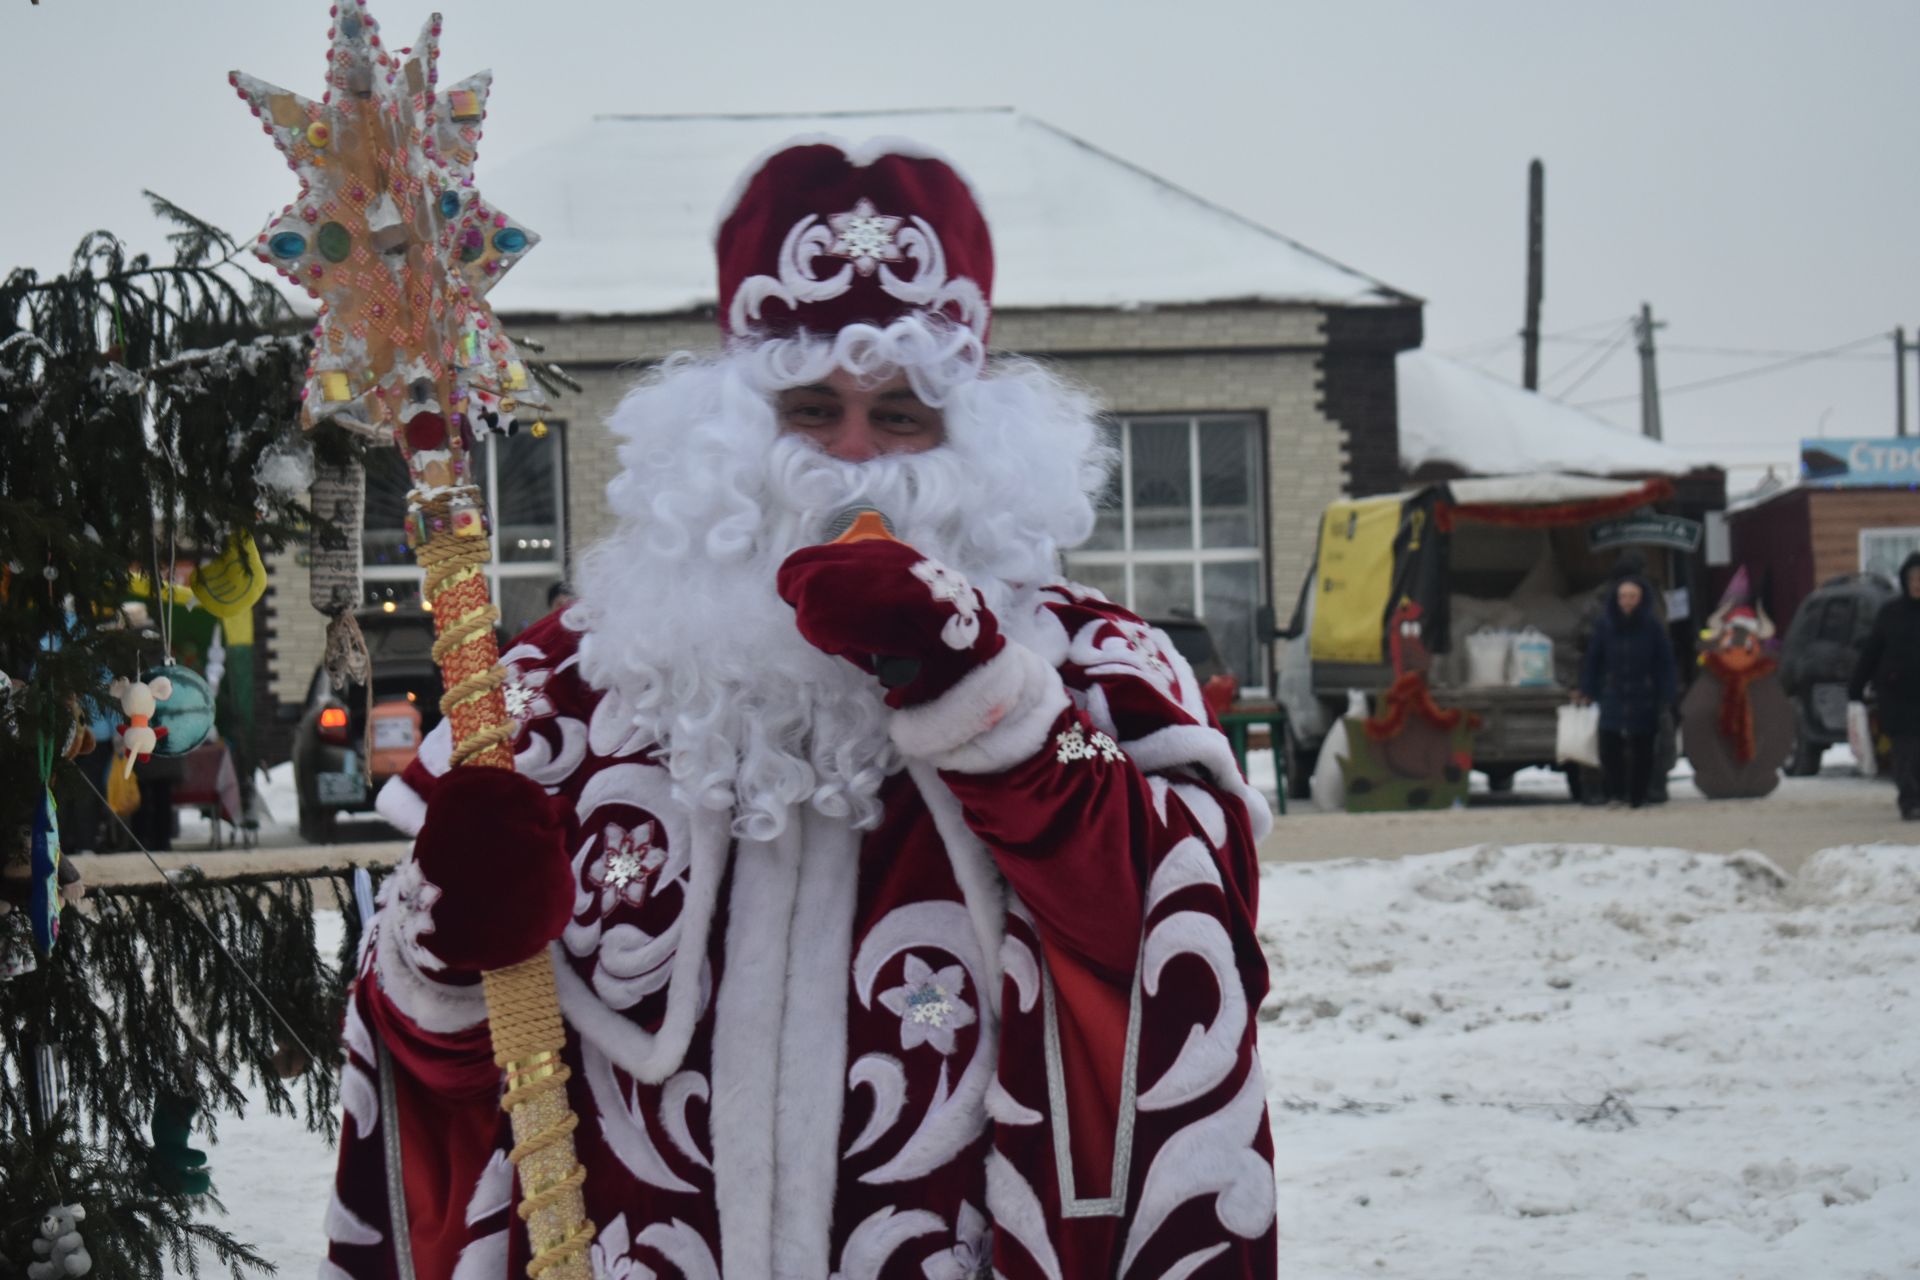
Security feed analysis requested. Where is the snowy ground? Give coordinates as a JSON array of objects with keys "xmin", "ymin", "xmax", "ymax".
[
  {"xmin": 1260, "ymin": 841, "xmax": 1920, "ymax": 1278},
  {"xmin": 176, "ymin": 839, "xmax": 1920, "ymax": 1279}
]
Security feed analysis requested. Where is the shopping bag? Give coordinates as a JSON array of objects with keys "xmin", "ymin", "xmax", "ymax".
[
  {"xmin": 1465, "ymin": 628, "xmax": 1513, "ymax": 687},
  {"xmin": 1510, "ymin": 627, "xmax": 1555, "ymax": 687},
  {"xmin": 1847, "ymin": 701, "xmax": 1877, "ymax": 778},
  {"xmin": 1555, "ymin": 703, "xmax": 1601, "ymax": 768}
]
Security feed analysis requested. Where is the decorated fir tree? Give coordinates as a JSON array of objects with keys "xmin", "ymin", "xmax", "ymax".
[{"xmin": 0, "ymin": 198, "xmax": 353, "ymax": 1278}]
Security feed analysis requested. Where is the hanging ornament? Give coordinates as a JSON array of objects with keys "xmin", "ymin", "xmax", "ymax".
[
  {"xmin": 110, "ymin": 674, "xmax": 174, "ymax": 776},
  {"xmin": 29, "ymin": 735, "xmax": 62, "ymax": 957},
  {"xmin": 271, "ymin": 1033, "xmax": 312, "ymax": 1080},
  {"xmin": 150, "ymin": 1092, "xmax": 211, "ymax": 1197},
  {"xmin": 189, "ymin": 531, "xmax": 269, "ymax": 619},
  {"xmin": 310, "ymin": 454, "xmax": 371, "ymax": 693},
  {"xmin": 146, "ymin": 664, "xmax": 216, "ymax": 758},
  {"xmin": 27, "ymin": 1204, "xmax": 91, "ymax": 1280},
  {"xmin": 0, "ymin": 668, "xmax": 21, "ymax": 739}
]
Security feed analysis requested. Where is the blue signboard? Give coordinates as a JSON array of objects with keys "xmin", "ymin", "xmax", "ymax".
[{"xmin": 1799, "ymin": 438, "xmax": 1920, "ymax": 488}]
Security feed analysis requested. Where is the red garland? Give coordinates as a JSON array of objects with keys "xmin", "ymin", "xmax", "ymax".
[
  {"xmin": 1434, "ymin": 479, "xmax": 1674, "ymax": 532},
  {"xmin": 1704, "ymin": 650, "xmax": 1778, "ymax": 765},
  {"xmin": 1363, "ymin": 671, "xmax": 1481, "ymax": 741}
]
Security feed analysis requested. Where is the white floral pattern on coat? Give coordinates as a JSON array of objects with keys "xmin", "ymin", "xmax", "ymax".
[{"xmin": 877, "ymin": 954, "xmax": 976, "ymax": 1056}]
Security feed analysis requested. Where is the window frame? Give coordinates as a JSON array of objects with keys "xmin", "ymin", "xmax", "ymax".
[
  {"xmin": 361, "ymin": 422, "xmax": 569, "ymax": 630},
  {"xmin": 1066, "ymin": 412, "xmax": 1269, "ymax": 694},
  {"xmin": 1858, "ymin": 525, "xmax": 1920, "ymax": 582}
]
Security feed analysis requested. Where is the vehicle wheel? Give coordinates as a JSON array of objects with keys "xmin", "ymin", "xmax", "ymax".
[
  {"xmin": 1484, "ymin": 767, "xmax": 1517, "ymax": 794},
  {"xmin": 1783, "ymin": 730, "xmax": 1823, "ymax": 777},
  {"xmin": 298, "ymin": 801, "xmax": 337, "ymax": 845}
]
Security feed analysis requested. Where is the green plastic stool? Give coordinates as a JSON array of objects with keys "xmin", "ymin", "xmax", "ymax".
[{"xmin": 1218, "ymin": 705, "xmax": 1289, "ymax": 815}]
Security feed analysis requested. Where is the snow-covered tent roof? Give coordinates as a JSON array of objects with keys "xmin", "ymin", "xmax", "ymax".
[
  {"xmin": 1398, "ymin": 350, "xmax": 1699, "ymax": 479},
  {"xmin": 485, "ymin": 108, "xmax": 1408, "ymax": 317}
]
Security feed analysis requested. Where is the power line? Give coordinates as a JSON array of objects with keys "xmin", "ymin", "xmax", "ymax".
[
  {"xmin": 1434, "ymin": 315, "xmax": 1629, "ymax": 359},
  {"xmin": 1575, "ymin": 333, "xmax": 1889, "ymax": 408},
  {"xmin": 1663, "ymin": 342, "xmax": 1891, "ymax": 360},
  {"xmin": 1541, "ymin": 335, "xmax": 1887, "ymax": 361},
  {"xmin": 1541, "ymin": 319, "xmax": 1635, "ymax": 396}
]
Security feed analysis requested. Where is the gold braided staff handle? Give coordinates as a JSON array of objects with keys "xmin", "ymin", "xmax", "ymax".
[{"xmin": 416, "ymin": 496, "xmax": 596, "ymax": 1280}]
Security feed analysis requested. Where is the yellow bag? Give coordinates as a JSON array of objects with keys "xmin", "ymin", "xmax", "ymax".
[{"xmin": 106, "ymin": 764, "xmax": 141, "ymax": 817}]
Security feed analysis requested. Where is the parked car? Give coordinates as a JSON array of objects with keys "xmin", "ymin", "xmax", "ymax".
[
  {"xmin": 1777, "ymin": 573, "xmax": 1895, "ymax": 775},
  {"xmin": 1148, "ymin": 615, "xmax": 1239, "ymax": 719},
  {"xmin": 293, "ymin": 606, "xmax": 443, "ymax": 843}
]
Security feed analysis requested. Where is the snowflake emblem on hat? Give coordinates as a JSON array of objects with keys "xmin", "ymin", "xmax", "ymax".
[
  {"xmin": 877, "ymin": 954, "xmax": 976, "ymax": 1056},
  {"xmin": 911, "ymin": 558, "xmax": 982, "ymax": 651},
  {"xmin": 585, "ymin": 822, "xmax": 666, "ymax": 914},
  {"xmin": 500, "ymin": 663, "xmax": 556, "ymax": 738},
  {"xmin": 826, "ymin": 198, "xmax": 906, "ymax": 276}
]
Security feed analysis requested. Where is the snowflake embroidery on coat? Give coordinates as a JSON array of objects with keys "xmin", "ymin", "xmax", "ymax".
[
  {"xmin": 1055, "ymin": 723, "xmax": 1123, "ymax": 764},
  {"xmin": 826, "ymin": 198, "xmax": 906, "ymax": 275},
  {"xmin": 921, "ymin": 1201, "xmax": 994, "ymax": 1280},
  {"xmin": 584, "ymin": 822, "xmax": 666, "ymax": 914},
  {"xmin": 910, "ymin": 558, "xmax": 982, "ymax": 651},
  {"xmin": 499, "ymin": 663, "xmax": 556, "ymax": 738},
  {"xmin": 877, "ymin": 954, "xmax": 976, "ymax": 1056}
]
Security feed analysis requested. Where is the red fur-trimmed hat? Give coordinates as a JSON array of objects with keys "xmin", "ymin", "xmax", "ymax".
[{"xmin": 715, "ymin": 138, "xmax": 993, "ymax": 343}]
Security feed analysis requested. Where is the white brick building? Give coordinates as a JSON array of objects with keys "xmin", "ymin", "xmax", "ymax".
[{"xmin": 263, "ymin": 109, "xmax": 1419, "ymax": 751}]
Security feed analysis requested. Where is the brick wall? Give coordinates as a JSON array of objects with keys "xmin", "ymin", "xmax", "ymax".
[{"xmin": 1318, "ymin": 304, "xmax": 1422, "ymax": 499}]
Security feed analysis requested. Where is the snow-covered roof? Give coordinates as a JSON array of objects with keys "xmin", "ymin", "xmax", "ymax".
[
  {"xmin": 486, "ymin": 108, "xmax": 1407, "ymax": 317},
  {"xmin": 1398, "ymin": 350, "xmax": 1699, "ymax": 479}
]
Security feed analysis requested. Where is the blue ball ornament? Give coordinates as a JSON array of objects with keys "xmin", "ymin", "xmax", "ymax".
[{"xmin": 147, "ymin": 663, "xmax": 215, "ymax": 756}]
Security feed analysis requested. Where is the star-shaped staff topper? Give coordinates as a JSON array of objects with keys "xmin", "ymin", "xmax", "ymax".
[{"xmin": 230, "ymin": 1, "xmax": 544, "ymax": 521}]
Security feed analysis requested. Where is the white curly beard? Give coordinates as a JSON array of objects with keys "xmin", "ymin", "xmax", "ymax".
[{"xmin": 570, "ymin": 321, "xmax": 1111, "ymax": 842}]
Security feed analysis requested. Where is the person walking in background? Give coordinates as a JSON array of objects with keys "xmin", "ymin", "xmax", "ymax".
[
  {"xmin": 1849, "ymin": 551, "xmax": 1920, "ymax": 819},
  {"xmin": 1577, "ymin": 575, "xmax": 1679, "ymax": 808}
]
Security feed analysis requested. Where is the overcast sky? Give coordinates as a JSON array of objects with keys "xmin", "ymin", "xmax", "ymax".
[{"xmin": 6, "ymin": 0, "xmax": 1916, "ymax": 482}]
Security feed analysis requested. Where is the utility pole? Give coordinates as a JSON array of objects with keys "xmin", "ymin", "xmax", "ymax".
[
  {"xmin": 1897, "ymin": 327, "xmax": 1913, "ymax": 437},
  {"xmin": 1633, "ymin": 302, "xmax": 1666, "ymax": 441},
  {"xmin": 1522, "ymin": 159, "xmax": 1544, "ymax": 390}
]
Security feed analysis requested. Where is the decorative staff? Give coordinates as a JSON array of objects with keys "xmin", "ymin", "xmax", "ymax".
[{"xmin": 230, "ymin": 6, "xmax": 594, "ymax": 1277}]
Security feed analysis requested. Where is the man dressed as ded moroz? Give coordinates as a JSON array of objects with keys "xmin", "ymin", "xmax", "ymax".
[{"xmin": 324, "ymin": 137, "xmax": 1279, "ymax": 1280}]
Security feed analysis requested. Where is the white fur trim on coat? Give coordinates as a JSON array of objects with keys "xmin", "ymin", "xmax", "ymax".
[
  {"xmin": 709, "ymin": 822, "xmax": 803, "ymax": 1280},
  {"xmin": 367, "ymin": 858, "xmax": 487, "ymax": 1034},
  {"xmin": 889, "ymin": 643, "xmax": 1068, "ymax": 773},
  {"xmin": 1121, "ymin": 722, "xmax": 1274, "ymax": 845},
  {"xmin": 374, "ymin": 775, "xmax": 426, "ymax": 837},
  {"xmin": 771, "ymin": 808, "xmax": 862, "ymax": 1278},
  {"xmin": 905, "ymin": 762, "xmax": 1006, "ymax": 1012}
]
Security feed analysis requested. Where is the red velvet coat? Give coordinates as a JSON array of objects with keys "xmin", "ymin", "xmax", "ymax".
[{"xmin": 323, "ymin": 583, "xmax": 1276, "ymax": 1280}]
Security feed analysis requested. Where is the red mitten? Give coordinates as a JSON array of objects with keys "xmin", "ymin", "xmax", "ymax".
[
  {"xmin": 409, "ymin": 767, "xmax": 574, "ymax": 973},
  {"xmin": 777, "ymin": 538, "xmax": 1005, "ymax": 708}
]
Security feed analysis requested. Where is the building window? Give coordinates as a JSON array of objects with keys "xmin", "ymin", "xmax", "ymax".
[
  {"xmin": 1860, "ymin": 526, "xmax": 1920, "ymax": 582},
  {"xmin": 363, "ymin": 423, "xmax": 568, "ymax": 635},
  {"xmin": 1065, "ymin": 414, "xmax": 1267, "ymax": 692}
]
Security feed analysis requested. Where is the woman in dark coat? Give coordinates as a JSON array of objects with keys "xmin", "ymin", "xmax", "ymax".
[
  {"xmin": 1578, "ymin": 575, "xmax": 1679, "ymax": 807},
  {"xmin": 1849, "ymin": 550, "xmax": 1920, "ymax": 819}
]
